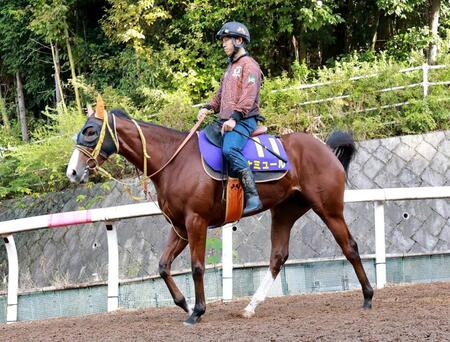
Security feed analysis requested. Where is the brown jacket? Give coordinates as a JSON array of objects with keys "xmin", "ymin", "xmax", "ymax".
[{"xmin": 206, "ymin": 55, "xmax": 262, "ymax": 120}]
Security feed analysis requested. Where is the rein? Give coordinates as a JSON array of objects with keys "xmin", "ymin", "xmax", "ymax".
[
  {"xmin": 130, "ymin": 117, "xmax": 205, "ymax": 242},
  {"xmin": 132, "ymin": 117, "xmax": 205, "ymax": 195},
  {"xmin": 76, "ymin": 112, "xmax": 204, "ymax": 241}
]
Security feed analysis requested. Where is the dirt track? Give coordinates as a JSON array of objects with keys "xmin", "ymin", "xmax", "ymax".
[{"xmin": 1, "ymin": 282, "xmax": 450, "ymax": 341}]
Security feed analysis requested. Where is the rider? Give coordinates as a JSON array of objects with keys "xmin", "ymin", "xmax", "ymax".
[{"xmin": 197, "ymin": 21, "xmax": 263, "ymax": 216}]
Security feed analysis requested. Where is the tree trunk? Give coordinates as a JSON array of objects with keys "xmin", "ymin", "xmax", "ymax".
[
  {"xmin": 65, "ymin": 26, "xmax": 82, "ymax": 115},
  {"xmin": 298, "ymin": 26, "xmax": 307, "ymax": 64},
  {"xmin": 428, "ymin": 0, "xmax": 441, "ymax": 65},
  {"xmin": 15, "ymin": 72, "xmax": 29, "ymax": 142},
  {"xmin": 371, "ymin": 13, "xmax": 380, "ymax": 50},
  {"xmin": 52, "ymin": 43, "xmax": 62, "ymax": 104},
  {"xmin": 292, "ymin": 35, "xmax": 299, "ymax": 63},
  {"xmin": 50, "ymin": 42, "xmax": 66, "ymax": 111}
]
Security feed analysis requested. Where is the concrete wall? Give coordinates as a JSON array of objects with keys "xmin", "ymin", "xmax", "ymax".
[{"xmin": 0, "ymin": 130, "xmax": 448, "ymax": 291}]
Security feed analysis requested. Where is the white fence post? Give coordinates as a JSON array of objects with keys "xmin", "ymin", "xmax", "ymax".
[
  {"xmin": 4, "ymin": 235, "xmax": 18, "ymax": 323},
  {"xmin": 374, "ymin": 201, "xmax": 387, "ymax": 289},
  {"xmin": 222, "ymin": 223, "xmax": 233, "ymax": 301},
  {"xmin": 422, "ymin": 63, "xmax": 429, "ymax": 97},
  {"xmin": 105, "ymin": 223, "xmax": 119, "ymax": 312}
]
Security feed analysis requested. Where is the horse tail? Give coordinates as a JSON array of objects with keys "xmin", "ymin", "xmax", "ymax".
[{"xmin": 326, "ymin": 131, "xmax": 356, "ymax": 175}]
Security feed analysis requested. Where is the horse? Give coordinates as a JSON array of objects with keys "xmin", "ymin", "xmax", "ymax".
[{"xmin": 66, "ymin": 98, "xmax": 373, "ymax": 325}]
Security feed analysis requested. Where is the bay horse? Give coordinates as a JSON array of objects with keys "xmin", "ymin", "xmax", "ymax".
[{"xmin": 66, "ymin": 98, "xmax": 373, "ymax": 325}]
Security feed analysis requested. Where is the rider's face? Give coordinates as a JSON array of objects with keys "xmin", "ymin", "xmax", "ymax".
[
  {"xmin": 222, "ymin": 37, "xmax": 234, "ymax": 57},
  {"xmin": 222, "ymin": 36, "xmax": 243, "ymax": 57}
]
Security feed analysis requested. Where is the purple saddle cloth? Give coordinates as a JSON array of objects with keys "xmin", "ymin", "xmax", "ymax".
[{"xmin": 198, "ymin": 131, "xmax": 290, "ymax": 173}]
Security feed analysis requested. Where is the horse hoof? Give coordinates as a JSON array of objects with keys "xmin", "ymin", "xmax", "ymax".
[
  {"xmin": 362, "ymin": 300, "xmax": 372, "ymax": 309},
  {"xmin": 241, "ymin": 309, "xmax": 255, "ymax": 318},
  {"xmin": 183, "ymin": 314, "xmax": 201, "ymax": 326},
  {"xmin": 183, "ymin": 320, "xmax": 195, "ymax": 327}
]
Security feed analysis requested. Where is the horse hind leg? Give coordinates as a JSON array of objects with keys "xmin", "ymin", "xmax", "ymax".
[
  {"xmin": 243, "ymin": 196, "xmax": 310, "ymax": 318},
  {"xmin": 318, "ymin": 211, "xmax": 374, "ymax": 309},
  {"xmin": 159, "ymin": 228, "xmax": 190, "ymax": 314}
]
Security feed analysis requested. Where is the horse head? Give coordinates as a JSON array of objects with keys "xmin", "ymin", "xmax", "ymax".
[{"xmin": 66, "ymin": 96, "xmax": 119, "ymax": 184}]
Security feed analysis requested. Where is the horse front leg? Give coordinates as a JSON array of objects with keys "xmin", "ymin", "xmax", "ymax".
[
  {"xmin": 183, "ymin": 213, "xmax": 208, "ymax": 326},
  {"xmin": 159, "ymin": 228, "xmax": 190, "ymax": 314}
]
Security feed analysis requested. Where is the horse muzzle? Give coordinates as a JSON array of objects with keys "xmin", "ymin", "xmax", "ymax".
[
  {"xmin": 66, "ymin": 166, "xmax": 89, "ymax": 184},
  {"xmin": 66, "ymin": 149, "xmax": 90, "ymax": 184}
]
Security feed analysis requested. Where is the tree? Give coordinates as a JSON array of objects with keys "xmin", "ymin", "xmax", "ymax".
[
  {"xmin": 28, "ymin": 0, "xmax": 81, "ymax": 114},
  {"xmin": 1, "ymin": 0, "xmax": 448, "ymax": 124},
  {"xmin": 0, "ymin": 0, "xmax": 32, "ymax": 142},
  {"xmin": 428, "ymin": 0, "xmax": 441, "ymax": 64},
  {"xmin": 16, "ymin": 72, "xmax": 29, "ymax": 141}
]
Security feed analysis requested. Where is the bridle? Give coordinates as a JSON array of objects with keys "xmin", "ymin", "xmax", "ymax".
[{"xmin": 76, "ymin": 112, "xmax": 119, "ymax": 172}]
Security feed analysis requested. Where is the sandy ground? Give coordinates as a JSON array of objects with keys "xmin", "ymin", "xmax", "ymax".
[{"xmin": 1, "ymin": 281, "xmax": 450, "ymax": 341}]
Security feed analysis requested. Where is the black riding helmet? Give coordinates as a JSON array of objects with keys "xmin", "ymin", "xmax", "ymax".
[{"xmin": 216, "ymin": 21, "xmax": 250, "ymax": 46}]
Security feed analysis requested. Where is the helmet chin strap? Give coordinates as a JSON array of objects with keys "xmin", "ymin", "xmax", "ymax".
[{"xmin": 228, "ymin": 37, "xmax": 246, "ymax": 63}]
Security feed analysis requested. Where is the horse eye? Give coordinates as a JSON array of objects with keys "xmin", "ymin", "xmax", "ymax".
[
  {"xmin": 80, "ymin": 126, "xmax": 99, "ymax": 143},
  {"xmin": 82, "ymin": 127, "xmax": 96, "ymax": 136}
]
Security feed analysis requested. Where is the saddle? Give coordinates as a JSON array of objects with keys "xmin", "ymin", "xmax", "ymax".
[
  {"xmin": 199, "ymin": 123, "xmax": 291, "ymax": 224},
  {"xmin": 199, "ymin": 125, "xmax": 290, "ymax": 177}
]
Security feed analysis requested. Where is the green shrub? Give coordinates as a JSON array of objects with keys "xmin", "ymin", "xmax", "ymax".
[
  {"xmin": 385, "ymin": 27, "xmax": 432, "ymax": 62},
  {"xmin": 260, "ymin": 53, "xmax": 449, "ymax": 140},
  {"xmin": 0, "ymin": 106, "xmax": 85, "ymax": 199}
]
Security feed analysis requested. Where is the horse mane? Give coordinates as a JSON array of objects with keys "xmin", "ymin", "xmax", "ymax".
[
  {"xmin": 109, "ymin": 108, "xmax": 187, "ymax": 136},
  {"xmin": 109, "ymin": 108, "xmax": 131, "ymax": 119}
]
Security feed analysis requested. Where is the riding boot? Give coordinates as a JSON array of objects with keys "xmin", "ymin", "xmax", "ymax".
[{"xmin": 238, "ymin": 168, "xmax": 263, "ymax": 216}]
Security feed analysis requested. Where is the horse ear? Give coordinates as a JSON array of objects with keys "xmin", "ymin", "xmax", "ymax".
[
  {"xmin": 95, "ymin": 95, "xmax": 107, "ymax": 120},
  {"xmin": 86, "ymin": 104, "xmax": 94, "ymax": 117}
]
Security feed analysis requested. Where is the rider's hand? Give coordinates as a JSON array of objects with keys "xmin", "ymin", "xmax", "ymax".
[
  {"xmin": 221, "ymin": 118, "xmax": 236, "ymax": 135},
  {"xmin": 197, "ymin": 108, "xmax": 210, "ymax": 121}
]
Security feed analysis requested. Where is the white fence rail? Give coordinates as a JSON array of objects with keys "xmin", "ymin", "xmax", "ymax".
[
  {"xmin": 191, "ymin": 63, "xmax": 449, "ymax": 109},
  {"xmin": 272, "ymin": 63, "xmax": 449, "ymax": 111},
  {"xmin": 0, "ymin": 186, "xmax": 449, "ymax": 323},
  {"xmin": 272, "ymin": 64, "xmax": 450, "ymax": 94}
]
